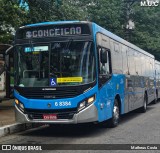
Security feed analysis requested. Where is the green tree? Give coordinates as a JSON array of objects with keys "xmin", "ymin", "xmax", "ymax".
[
  {"xmin": 0, "ymin": 0, "xmax": 28, "ymax": 43},
  {"xmin": 87, "ymin": 0, "xmax": 124, "ymax": 36},
  {"xmin": 131, "ymin": 4, "xmax": 160, "ymax": 59},
  {"xmin": 0, "ymin": 0, "xmax": 159, "ymax": 59},
  {"xmin": 23, "ymin": 0, "xmax": 87, "ymax": 23}
]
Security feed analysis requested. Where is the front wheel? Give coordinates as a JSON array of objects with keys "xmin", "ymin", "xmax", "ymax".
[{"xmin": 109, "ymin": 99, "xmax": 120, "ymax": 127}]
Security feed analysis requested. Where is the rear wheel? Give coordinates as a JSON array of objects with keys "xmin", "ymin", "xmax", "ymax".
[
  {"xmin": 140, "ymin": 94, "xmax": 147, "ymax": 113},
  {"xmin": 153, "ymin": 91, "xmax": 158, "ymax": 104},
  {"xmin": 109, "ymin": 99, "xmax": 120, "ymax": 127}
]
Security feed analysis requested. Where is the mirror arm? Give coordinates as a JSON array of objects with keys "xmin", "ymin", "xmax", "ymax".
[
  {"xmin": 0, "ymin": 66, "xmax": 5, "ymax": 75},
  {"xmin": 5, "ymin": 45, "xmax": 13, "ymax": 55}
]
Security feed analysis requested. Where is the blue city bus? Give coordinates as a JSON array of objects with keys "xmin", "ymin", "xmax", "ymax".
[{"xmin": 13, "ymin": 21, "xmax": 157, "ymax": 127}]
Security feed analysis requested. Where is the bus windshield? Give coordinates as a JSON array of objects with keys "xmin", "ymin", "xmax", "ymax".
[{"xmin": 15, "ymin": 41, "xmax": 96, "ymax": 87}]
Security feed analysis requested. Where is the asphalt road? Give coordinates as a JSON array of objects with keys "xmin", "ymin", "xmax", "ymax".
[{"xmin": 0, "ymin": 102, "xmax": 160, "ymax": 153}]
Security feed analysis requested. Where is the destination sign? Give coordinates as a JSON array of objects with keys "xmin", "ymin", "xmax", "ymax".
[{"xmin": 16, "ymin": 24, "xmax": 91, "ymax": 39}]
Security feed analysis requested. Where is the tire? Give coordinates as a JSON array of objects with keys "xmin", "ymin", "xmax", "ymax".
[
  {"xmin": 108, "ymin": 99, "xmax": 120, "ymax": 128},
  {"xmin": 140, "ymin": 94, "xmax": 147, "ymax": 113},
  {"xmin": 153, "ymin": 92, "xmax": 158, "ymax": 104}
]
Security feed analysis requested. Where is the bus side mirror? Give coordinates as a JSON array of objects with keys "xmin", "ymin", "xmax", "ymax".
[
  {"xmin": 100, "ymin": 49, "xmax": 107, "ymax": 64},
  {"xmin": 5, "ymin": 46, "xmax": 14, "ymax": 76}
]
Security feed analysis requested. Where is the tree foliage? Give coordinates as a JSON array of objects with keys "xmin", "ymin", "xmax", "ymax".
[
  {"xmin": 0, "ymin": 0, "xmax": 28, "ymax": 43},
  {"xmin": 0, "ymin": 0, "xmax": 159, "ymax": 59},
  {"xmin": 87, "ymin": 0, "xmax": 124, "ymax": 36},
  {"xmin": 131, "ymin": 4, "xmax": 160, "ymax": 59},
  {"xmin": 22, "ymin": 0, "xmax": 87, "ymax": 22}
]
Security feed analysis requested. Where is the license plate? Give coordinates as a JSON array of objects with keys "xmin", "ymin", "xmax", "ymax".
[{"xmin": 43, "ymin": 114, "xmax": 57, "ymax": 120}]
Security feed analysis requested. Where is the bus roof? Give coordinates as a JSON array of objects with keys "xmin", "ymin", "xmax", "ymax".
[{"xmin": 22, "ymin": 20, "xmax": 81, "ymax": 28}]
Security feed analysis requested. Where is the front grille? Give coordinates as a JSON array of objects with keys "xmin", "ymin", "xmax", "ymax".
[
  {"xmin": 15, "ymin": 82, "xmax": 96, "ymax": 99},
  {"xmin": 25, "ymin": 108, "xmax": 77, "ymax": 120},
  {"xmin": 18, "ymin": 88, "xmax": 79, "ymax": 99},
  {"xmin": 25, "ymin": 108, "xmax": 77, "ymax": 113}
]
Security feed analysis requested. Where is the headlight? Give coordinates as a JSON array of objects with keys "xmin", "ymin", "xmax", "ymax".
[
  {"xmin": 19, "ymin": 102, "xmax": 24, "ymax": 112},
  {"xmin": 78, "ymin": 101, "xmax": 86, "ymax": 111},
  {"xmin": 87, "ymin": 96, "xmax": 95, "ymax": 104},
  {"xmin": 78, "ymin": 95, "xmax": 95, "ymax": 112},
  {"xmin": 15, "ymin": 99, "xmax": 24, "ymax": 112},
  {"xmin": 15, "ymin": 99, "xmax": 19, "ymax": 105}
]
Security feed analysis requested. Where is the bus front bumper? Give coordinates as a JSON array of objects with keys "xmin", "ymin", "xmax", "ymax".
[{"xmin": 15, "ymin": 104, "xmax": 98, "ymax": 124}]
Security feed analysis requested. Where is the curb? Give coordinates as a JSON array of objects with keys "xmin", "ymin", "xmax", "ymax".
[{"xmin": 0, "ymin": 123, "xmax": 42, "ymax": 138}]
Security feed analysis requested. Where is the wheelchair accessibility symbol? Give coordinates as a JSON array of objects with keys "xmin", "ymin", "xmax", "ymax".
[{"xmin": 50, "ymin": 78, "xmax": 57, "ymax": 86}]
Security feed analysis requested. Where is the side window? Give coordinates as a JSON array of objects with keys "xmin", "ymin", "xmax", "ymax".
[
  {"xmin": 128, "ymin": 48, "xmax": 136, "ymax": 75},
  {"xmin": 110, "ymin": 40, "xmax": 122, "ymax": 74},
  {"xmin": 121, "ymin": 45, "xmax": 129, "ymax": 74},
  {"xmin": 99, "ymin": 47, "xmax": 111, "ymax": 75},
  {"xmin": 135, "ymin": 51, "xmax": 142, "ymax": 76}
]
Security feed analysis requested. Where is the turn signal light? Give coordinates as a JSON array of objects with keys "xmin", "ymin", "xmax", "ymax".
[{"xmin": 15, "ymin": 99, "xmax": 19, "ymax": 105}]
